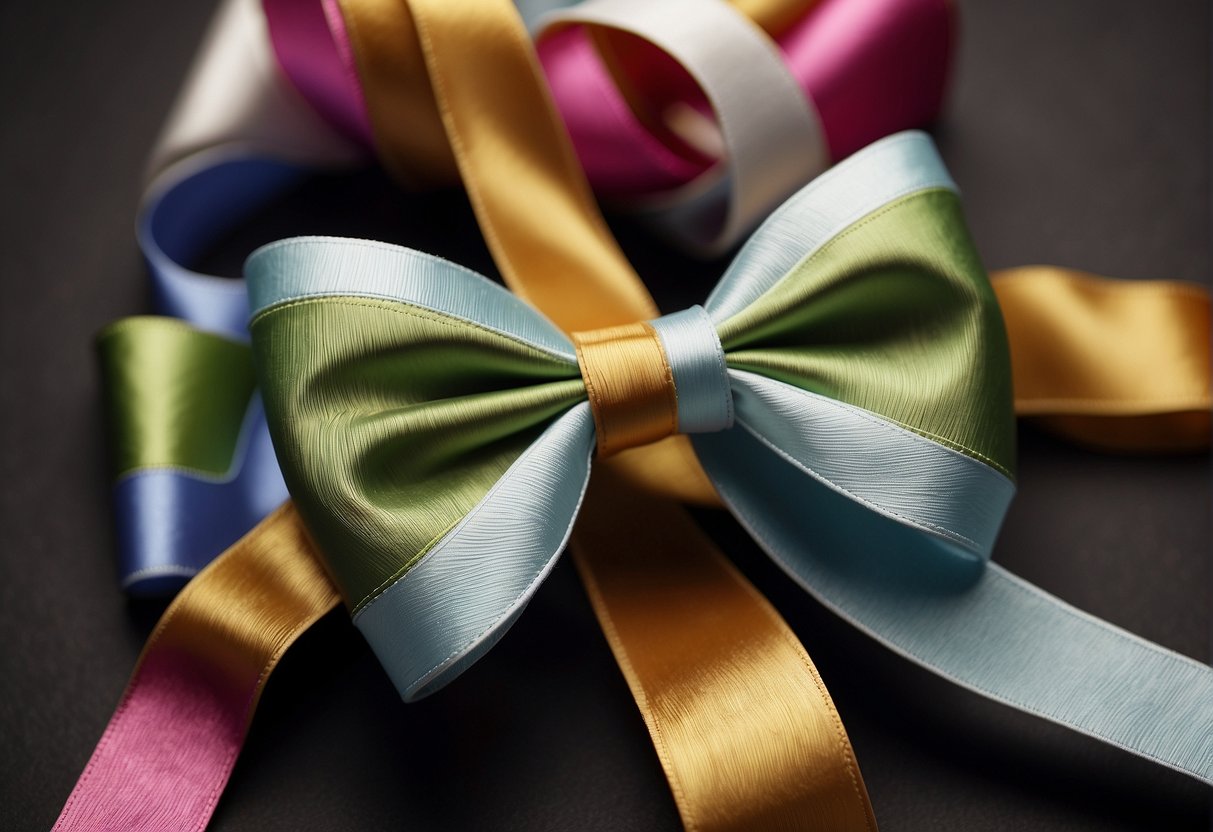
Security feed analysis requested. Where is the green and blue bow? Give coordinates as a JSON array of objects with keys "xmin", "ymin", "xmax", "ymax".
[{"xmin": 246, "ymin": 133, "xmax": 1213, "ymax": 783}]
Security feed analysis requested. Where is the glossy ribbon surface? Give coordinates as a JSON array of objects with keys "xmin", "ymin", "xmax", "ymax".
[
  {"xmin": 72, "ymin": 0, "xmax": 1213, "ymax": 828},
  {"xmin": 993, "ymin": 267, "xmax": 1212, "ymax": 451},
  {"xmin": 540, "ymin": 0, "xmax": 828, "ymax": 254}
]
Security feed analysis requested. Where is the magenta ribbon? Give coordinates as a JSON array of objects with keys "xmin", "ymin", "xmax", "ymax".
[{"xmin": 263, "ymin": 0, "xmax": 373, "ymax": 146}]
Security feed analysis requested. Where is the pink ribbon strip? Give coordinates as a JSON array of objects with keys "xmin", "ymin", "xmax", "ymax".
[
  {"xmin": 53, "ymin": 647, "xmax": 249, "ymax": 832},
  {"xmin": 263, "ymin": 0, "xmax": 374, "ymax": 146}
]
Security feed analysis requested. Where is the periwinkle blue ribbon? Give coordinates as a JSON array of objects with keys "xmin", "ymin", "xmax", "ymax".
[{"xmin": 115, "ymin": 155, "xmax": 301, "ymax": 594}]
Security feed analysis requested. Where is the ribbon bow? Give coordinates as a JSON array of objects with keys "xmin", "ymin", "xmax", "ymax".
[{"xmin": 248, "ymin": 131, "xmax": 1017, "ymax": 700}]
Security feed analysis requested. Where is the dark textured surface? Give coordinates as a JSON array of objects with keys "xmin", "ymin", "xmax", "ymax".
[{"xmin": 1, "ymin": 1, "xmax": 1209, "ymax": 830}]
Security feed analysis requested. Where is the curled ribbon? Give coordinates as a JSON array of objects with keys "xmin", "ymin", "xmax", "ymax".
[
  {"xmin": 248, "ymin": 132, "xmax": 1213, "ymax": 781},
  {"xmin": 535, "ymin": 0, "xmax": 952, "ymax": 252}
]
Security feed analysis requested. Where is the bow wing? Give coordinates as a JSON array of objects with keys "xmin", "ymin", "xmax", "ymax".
[
  {"xmin": 697, "ymin": 130, "xmax": 1016, "ymax": 594},
  {"xmin": 248, "ymin": 238, "xmax": 594, "ymax": 699}
]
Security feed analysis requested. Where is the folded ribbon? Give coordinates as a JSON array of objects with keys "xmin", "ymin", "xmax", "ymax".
[{"xmin": 535, "ymin": 0, "xmax": 952, "ymax": 252}]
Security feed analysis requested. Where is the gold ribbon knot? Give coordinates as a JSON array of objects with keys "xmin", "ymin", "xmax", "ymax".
[{"xmin": 573, "ymin": 321, "xmax": 679, "ymax": 456}]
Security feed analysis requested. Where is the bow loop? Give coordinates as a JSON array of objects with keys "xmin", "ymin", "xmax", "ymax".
[
  {"xmin": 248, "ymin": 237, "xmax": 590, "ymax": 617},
  {"xmin": 712, "ymin": 186, "xmax": 1016, "ymax": 481},
  {"xmin": 573, "ymin": 306, "xmax": 733, "ymax": 456}
]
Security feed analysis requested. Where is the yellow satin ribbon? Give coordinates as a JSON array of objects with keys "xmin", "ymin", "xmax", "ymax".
[
  {"xmin": 734, "ymin": 0, "xmax": 822, "ymax": 35},
  {"xmin": 575, "ymin": 470, "xmax": 877, "ymax": 832},
  {"xmin": 993, "ymin": 266, "xmax": 1211, "ymax": 452},
  {"xmin": 573, "ymin": 321, "xmax": 680, "ymax": 456},
  {"xmin": 143, "ymin": 502, "xmax": 339, "ymax": 729}
]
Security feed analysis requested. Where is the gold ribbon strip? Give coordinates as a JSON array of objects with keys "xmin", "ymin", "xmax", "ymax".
[
  {"xmin": 575, "ymin": 469, "xmax": 878, "ymax": 832},
  {"xmin": 993, "ymin": 266, "xmax": 1212, "ymax": 451},
  {"xmin": 149, "ymin": 503, "xmax": 340, "ymax": 704}
]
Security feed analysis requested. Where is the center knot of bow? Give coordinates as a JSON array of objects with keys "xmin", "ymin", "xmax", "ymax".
[{"xmin": 572, "ymin": 306, "xmax": 734, "ymax": 456}]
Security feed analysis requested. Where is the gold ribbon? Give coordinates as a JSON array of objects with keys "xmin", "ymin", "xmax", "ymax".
[
  {"xmin": 993, "ymin": 266, "xmax": 1211, "ymax": 451},
  {"xmin": 156, "ymin": 503, "xmax": 339, "ymax": 697},
  {"xmin": 573, "ymin": 322, "xmax": 679, "ymax": 457},
  {"xmin": 575, "ymin": 469, "xmax": 878, "ymax": 831},
  {"xmin": 141, "ymin": 503, "xmax": 337, "ymax": 732}
]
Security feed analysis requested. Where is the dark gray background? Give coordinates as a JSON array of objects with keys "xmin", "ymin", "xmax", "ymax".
[{"xmin": 1, "ymin": 1, "xmax": 1209, "ymax": 829}]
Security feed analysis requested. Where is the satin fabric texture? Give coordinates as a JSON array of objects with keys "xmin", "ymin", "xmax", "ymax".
[{"xmin": 113, "ymin": 0, "xmax": 1211, "ymax": 597}]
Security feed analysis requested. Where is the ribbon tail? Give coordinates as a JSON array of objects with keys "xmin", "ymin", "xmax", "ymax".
[
  {"xmin": 696, "ymin": 419, "xmax": 1213, "ymax": 785},
  {"xmin": 53, "ymin": 504, "xmax": 339, "ymax": 832},
  {"xmin": 574, "ymin": 466, "xmax": 877, "ymax": 832},
  {"xmin": 993, "ymin": 267, "xmax": 1212, "ymax": 452}
]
